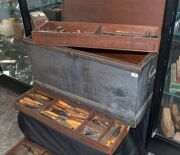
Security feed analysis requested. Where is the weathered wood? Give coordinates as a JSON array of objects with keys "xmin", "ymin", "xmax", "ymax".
[
  {"xmin": 5, "ymin": 138, "xmax": 54, "ymax": 155},
  {"xmin": 24, "ymin": 38, "xmax": 157, "ymax": 127},
  {"xmin": 32, "ymin": 21, "xmax": 160, "ymax": 52},
  {"xmin": 14, "ymin": 87, "xmax": 129, "ymax": 155}
]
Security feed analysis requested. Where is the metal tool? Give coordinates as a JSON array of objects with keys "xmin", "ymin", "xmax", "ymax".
[
  {"xmin": 56, "ymin": 101, "xmax": 89, "ymax": 120},
  {"xmin": 82, "ymin": 127, "xmax": 101, "ymax": 139},
  {"xmin": 52, "ymin": 105, "xmax": 87, "ymax": 121},
  {"xmin": 40, "ymin": 110, "xmax": 81, "ymax": 130}
]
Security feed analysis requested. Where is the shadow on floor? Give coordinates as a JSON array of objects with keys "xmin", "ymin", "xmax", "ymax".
[
  {"xmin": 0, "ymin": 87, "xmax": 23, "ymax": 154},
  {"xmin": 146, "ymin": 139, "xmax": 180, "ymax": 155}
]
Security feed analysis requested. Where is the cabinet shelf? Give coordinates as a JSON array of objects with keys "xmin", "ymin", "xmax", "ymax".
[
  {"xmin": 28, "ymin": 1, "xmax": 60, "ymax": 12},
  {"xmin": 0, "ymin": 0, "xmax": 60, "ymax": 85},
  {"xmin": 163, "ymin": 91, "xmax": 180, "ymax": 98},
  {"xmin": 174, "ymin": 33, "xmax": 180, "ymax": 37},
  {"xmin": 153, "ymin": 132, "xmax": 180, "ymax": 148}
]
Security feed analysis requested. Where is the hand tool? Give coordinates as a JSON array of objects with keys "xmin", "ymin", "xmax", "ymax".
[
  {"xmin": 52, "ymin": 104, "xmax": 87, "ymax": 121},
  {"xmin": 21, "ymin": 97, "xmax": 44, "ymax": 106},
  {"xmin": 19, "ymin": 98, "xmax": 43, "ymax": 109},
  {"xmin": 40, "ymin": 110, "xmax": 81, "ymax": 130},
  {"xmin": 57, "ymin": 100, "xmax": 89, "ymax": 118},
  {"xmin": 106, "ymin": 126, "xmax": 121, "ymax": 146},
  {"xmin": 40, "ymin": 110, "xmax": 60, "ymax": 120},
  {"xmin": 29, "ymin": 92, "xmax": 51, "ymax": 102},
  {"xmin": 56, "ymin": 102, "xmax": 88, "ymax": 119},
  {"xmin": 92, "ymin": 118, "xmax": 110, "ymax": 128},
  {"xmin": 82, "ymin": 128, "xmax": 101, "ymax": 139},
  {"xmin": 23, "ymin": 141, "xmax": 53, "ymax": 155}
]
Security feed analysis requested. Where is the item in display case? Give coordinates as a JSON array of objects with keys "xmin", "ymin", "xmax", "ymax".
[
  {"xmin": 170, "ymin": 56, "xmax": 180, "ymax": 92},
  {"xmin": 105, "ymin": 126, "xmax": 121, "ymax": 147},
  {"xmin": 173, "ymin": 132, "xmax": 180, "ymax": 143},
  {"xmin": 29, "ymin": 91, "xmax": 53, "ymax": 102},
  {"xmin": 161, "ymin": 107, "xmax": 175, "ymax": 138},
  {"xmin": 92, "ymin": 115, "xmax": 111, "ymax": 128},
  {"xmin": 81, "ymin": 125, "xmax": 102, "ymax": 140},
  {"xmin": 171, "ymin": 103, "xmax": 180, "ymax": 129},
  {"xmin": 32, "ymin": 21, "xmax": 160, "ymax": 52},
  {"xmin": 40, "ymin": 110, "xmax": 82, "ymax": 130},
  {"xmin": 14, "ymin": 87, "xmax": 129, "ymax": 155},
  {"xmin": 17, "ymin": 90, "xmax": 53, "ymax": 110},
  {"xmin": 0, "ymin": 18, "xmax": 24, "ymax": 42},
  {"xmin": 41, "ymin": 100, "xmax": 88, "ymax": 130},
  {"xmin": 174, "ymin": 16, "xmax": 180, "ymax": 34},
  {"xmin": 30, "ymin": 11, "xmax": 48, "ymax": 30},
  {"xmin": 56, "ymin": 100, "xmax": 89, "ymax": 120},
  {"xmin": 177, "ymin": 56, "xmax": 180, "ymax": 82},
  {"xmin": 5, "ymin": 138, "xmax": 54, "ymax": 155},
  {"xmin": 19, "ymin": 97, "xmax": 44, "ymax": 109},
  {"xmin": 0, "ymin": 0, "xmax": 18, "ymax": 8}
]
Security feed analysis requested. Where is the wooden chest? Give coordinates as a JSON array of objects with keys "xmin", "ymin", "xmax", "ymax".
[{"xmin": 24, "ymin": 39, "xmax": 157, "ymax": 127}]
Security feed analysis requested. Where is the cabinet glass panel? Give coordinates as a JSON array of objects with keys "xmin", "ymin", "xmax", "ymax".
[
  {"xmin": 0, "ymin": 0, "xmax": 60, "ymax": 85},
  {"xmin": 158, "ymin": 5, "xmax": 180, "ymax": 145}
]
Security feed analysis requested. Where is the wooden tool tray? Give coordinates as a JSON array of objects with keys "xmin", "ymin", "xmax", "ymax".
[
  {"xmin": 14, "ymin": 87, "xmax": 129, "ymax": 155},
  {"xmin": 32, "ymin": 21, "xmax": 160, "ymax": 52},
  {"xmin": 5, "ymin": 138, "xmax": 54, "ymax": 155}
]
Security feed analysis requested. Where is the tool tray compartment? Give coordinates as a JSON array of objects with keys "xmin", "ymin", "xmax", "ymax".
[
  {"xmin": 14, "ymin": 86, "xmax": 129, "ymax": 155},
  {"xmin": 32, "ymin": 21, "xmax": 160, "ymax": 52},
  {"xmin": 4, "ymin": 138, "xmax": 54, "ymax": 155}
]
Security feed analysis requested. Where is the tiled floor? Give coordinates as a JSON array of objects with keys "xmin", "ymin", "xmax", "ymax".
[{"xmin": 0, "ymin": 87, "xmax": 23, "ymax": 155}]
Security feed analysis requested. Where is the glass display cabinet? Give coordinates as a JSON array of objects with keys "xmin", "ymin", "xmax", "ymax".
[
  {"xmin": 149, "ymin": 1, "xmax": 180, "ymax": 148},
  {"xmin": 0, "ymin": 0, "xmax": 60, "ymax": 84}
]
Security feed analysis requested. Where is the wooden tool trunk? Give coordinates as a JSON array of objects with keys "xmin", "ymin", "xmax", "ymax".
[{"xmin": 25, "ymin": 39, "xmax": 157, "ymax": 127}]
